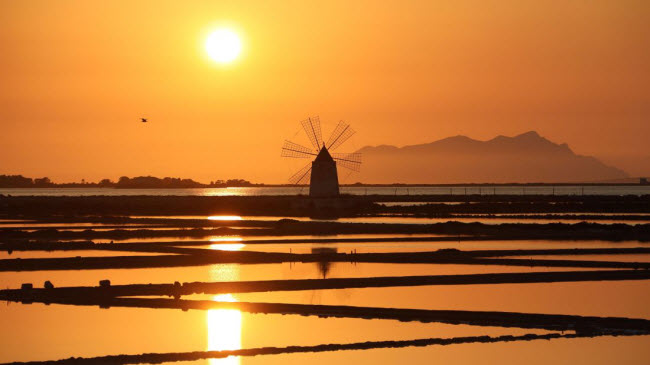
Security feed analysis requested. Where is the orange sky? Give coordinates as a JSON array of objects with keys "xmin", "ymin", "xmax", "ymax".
[{"xmin": 1, "ymin": 1, "xmax": 649, "ymax": 183}]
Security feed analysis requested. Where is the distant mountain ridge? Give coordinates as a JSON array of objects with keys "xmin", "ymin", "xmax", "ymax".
[{"xmin": 356, "ymin": 131, "xmax": 628, "ymax": 184}]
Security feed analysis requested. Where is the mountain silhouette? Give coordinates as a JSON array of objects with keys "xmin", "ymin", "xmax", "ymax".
[{"xmin": 356, "ymin": 131, "xmax": 628, "ymax": 183}]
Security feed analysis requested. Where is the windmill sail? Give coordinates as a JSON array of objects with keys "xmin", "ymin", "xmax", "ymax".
[
  {"xmin": 281, "ymin": 140, "xmax": 317, "ymax": 158},
  {"xmin": 288, "ymin": 163, "xmax": 312, "ymax": 185},
  {"xmin": 332, "ymin": 153, "xmax": 362, "ymax": 172},
  {"xmin": 301, "ymin": 116, "xmax": 323, "ymax": 150},
  {"xmin": 326, "ymin": 121, "xmax": 355, "ymax": 151}
]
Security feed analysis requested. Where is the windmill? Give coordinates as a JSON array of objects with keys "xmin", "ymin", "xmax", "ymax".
[{"xmin": 281, "ymin": 116, "xmax": 361, "ymax": 197}]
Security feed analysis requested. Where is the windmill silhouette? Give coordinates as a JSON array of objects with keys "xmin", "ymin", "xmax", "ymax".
[{"xmin": 281, "ymin": 116, "xmax": 361, "ymax": 197}]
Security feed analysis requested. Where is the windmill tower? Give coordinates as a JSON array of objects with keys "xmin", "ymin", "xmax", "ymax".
[{"xmin": 281, "ymin": 117, "xmax": 361, "ymax": 197}]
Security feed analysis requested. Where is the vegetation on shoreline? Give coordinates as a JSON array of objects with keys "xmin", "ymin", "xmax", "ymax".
[
  {"xmin": 1, "ymin": 174, "xmax": 648, "ymax": 189},
  {"xmin": 0, "ymin": 175, "xmax": 259, "ymax": 189}
]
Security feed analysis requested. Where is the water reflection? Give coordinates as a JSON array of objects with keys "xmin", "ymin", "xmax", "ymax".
[
  {"xmin": 208, "ymin": 215, "xmax": 243, "ymax": 221},
  {"xmin": 311, "ymin": 247, "xmax": 338, "ymax": 278},
  {"xmin": 210, "ymin": 243, "xmax": 246, "ymax": 251},
  {"xmin": 207, "ymin": 248, "xmax": 242, "ymax": 364},
  {"xmin": 209, "ymin": 236, "xmax": 244, "ymax": 242},
  {"xmin": 207, "ymin": 294, "xmax": 242, "ymax": 365},
  {"xmin": 209, "ymin": 237, "xmax": 245, "ymax": 251}
]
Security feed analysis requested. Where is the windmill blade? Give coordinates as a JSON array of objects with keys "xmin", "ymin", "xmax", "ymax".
[
  {"xmin": 288, "ymin": 163, "xmax": 312, "ymax": 185},
  {"xmin": 326, "ymin": 121, "xmax": 355, "ymax": 151},
  {"xmin": 281, "ymin": 140, "xmax": 317, "ymax": 158},
  {"xmin": 332, "ymin": 152, "xmax": 362, "ymax": 172},
  {"xmin": 301, "ymin": 116, "xmax": 323, "ymax": 149}
]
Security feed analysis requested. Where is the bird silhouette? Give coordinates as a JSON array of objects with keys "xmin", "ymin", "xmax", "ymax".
[{"xmin": 140, "ymin": 118, "xmax": 148, "ymax": 123}]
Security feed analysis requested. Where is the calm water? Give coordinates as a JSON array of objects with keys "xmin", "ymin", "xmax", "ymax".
[
  {"xmin": 2, "ymin": 217, "xmax": 650, "ymax": 364},
  {"xmin": 133, "ymin": 214, "xmax": 650, "ymax": 225},
  {"xmin": 2, "ymin": 185, "xmax": 650, "ymax": 196},
  {"xmin": 0, "ymin": 261, "xmax": 596, "ymax": 289},
  {"xmin": 2, "ymin": 279, "xmax": 649, "ymax": 364},
  {"xmin": 5, "ymin": 217, "xmax": 650, "ymax": 227},
  {"xmin": 0, "ymin": 303, "xmax": 548, "ymax": 364}
]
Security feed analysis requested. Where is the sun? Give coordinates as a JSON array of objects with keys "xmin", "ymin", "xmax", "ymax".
[{"xmin": 205, "ymin": 29, "xmax": 242, "ymax": 64}]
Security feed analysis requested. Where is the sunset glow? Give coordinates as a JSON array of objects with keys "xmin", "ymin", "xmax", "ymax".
[
  {"xmin": 2, "ymin": 2, "xmax": 649, "ymax": 183},
  {"xmin": 3, "ymin": 3, "xmax": 650, "ymax": 365}
]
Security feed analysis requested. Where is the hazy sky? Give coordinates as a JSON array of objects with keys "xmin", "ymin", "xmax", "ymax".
[{"xmin": 2, "ymin": 1, "xmax": 649, "ymax": 183}]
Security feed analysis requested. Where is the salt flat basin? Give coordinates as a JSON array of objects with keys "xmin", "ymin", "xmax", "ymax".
[
  {"xmin": 2, "ymin": 278, "xmax": 649, "ymax": 365},
  {"xmin": 231, "ymin": 279, "xmax": 650, "ymax": 319},
  {"xmin": 109, "ymin": 233, "xmax": 454, "ymax": 243},
  {"xmin": 197, "ymin": 239, "xmax": 649, "ymax": 254},
  {"xmin": 3, "ymin": 212, "xmax": 650, "ymax": 365},
  {"xmin": 0, "ymin": 302, "xmax": 550, "ymax": 364},
  {"xmin": 0, "ymin": 222, "xmax": 152, "ymax": 228},
  {"xmin": 129, "ymin": 214, "xmax": 650, "ymax": 225},
  {"xmin": 0, "ymin": 262, "xmax": 597, "ymax": 289},
  {"xmin": 153, "ymin": 336, "xmax": 650, "ymax": 365},
  {"xmin": 14, "ymin": 227, "xmax": 252, "ymax": 233},
  {"xmin": 0, "ymin": 250, "xmax": 164, "ymax": 260},
  {"xmin": 2, "ymin": 255, "xmax": 649, "ymax": 365},
  {"xmin": 498, "ymin": 254, "xmax": 650, "ymax": 263}
]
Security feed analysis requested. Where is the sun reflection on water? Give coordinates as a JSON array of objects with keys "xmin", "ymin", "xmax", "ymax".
[
  {"xmin": 207, "ymin": 252, "xmax": 242, "ymax": 365},
  {"xmin": 210, "ymin": 243, "xmax": 246, "ymax": 251},
  {"xmin": 209, "ymin": 237, "xmax": 244, "ymax": 242},
  {"xmin": 207, "ymin": 294, "xmax": 242, "ymax": 365},
  {"xmin": 209, "ymin": 236, "xmax": 245, "ymax": 251},
  {"xmin": 208, "ymin": 215, "xmax": 243, "ymax": 221}
]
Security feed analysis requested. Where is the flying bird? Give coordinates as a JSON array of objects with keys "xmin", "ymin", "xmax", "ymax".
[{"xmin": 140, "ymin": 118, "xmax": 148, "ymax": 123}]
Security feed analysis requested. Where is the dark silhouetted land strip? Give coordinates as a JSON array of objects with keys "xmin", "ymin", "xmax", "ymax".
[
  {"xmin": 3, "ymin": 220, "xmax": 650, "ymax": 242},
  {"xmin": 3, "ymin": 194, "xmax": 650, "ymax": 218},
  {"xmin": 2, "ymin": 245, "xmax": 650, "ymax": 270},
  {"xmin": 445, "ymin": 213, "xmax": 650, "ymax": 221},
  {"xmin": 4, "ymin": 270, "xmax": 650, "ymax": 303},
  {"xmin": 6, "ymin": 293, "xmax": 650, "ymax": 333},
  {"xmin": 2, "ymin": 332, "xmax": 639, "ymax": 365},
  {"xmin": 0, "ymin": 236, "xmax": 459, "ymax": 252},
  {"xmin": 4, "ymin": 241, "xmax": 650, "ymax": 259},
  {"xmin": 61, "ymin": 298, "xmax": 650, "ymax": 333}
]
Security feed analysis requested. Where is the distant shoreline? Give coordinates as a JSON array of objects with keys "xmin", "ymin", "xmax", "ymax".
[
  {"xmin": 1, "ymin": 182, "xmax": 648, "ymax": 189},
  {"xmin": 3, "ymin": 174, "xmax": 646, "ymax": 189}
]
